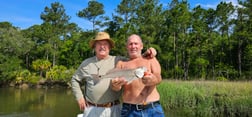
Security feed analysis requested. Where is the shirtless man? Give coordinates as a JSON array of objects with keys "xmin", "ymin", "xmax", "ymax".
[
  {"xmin": 72, "ymin": 32, "xmax": 156, "ymax": 117},
  {"xmin": 111, "ymin": 34, "xmax": 165, "ymax": 117}
]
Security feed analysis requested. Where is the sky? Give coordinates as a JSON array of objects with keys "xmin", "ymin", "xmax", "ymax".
[{"xmin": 0, "ymin": 0, "xmax": 239, "ymax": 30}]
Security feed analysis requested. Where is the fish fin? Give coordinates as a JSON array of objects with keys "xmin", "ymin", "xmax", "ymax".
[
  {"xmin": 106, "ymin": 68, "xmax": 122, "ymax": 74},
  {"xmin": 108, "ymin": 67, "xmax": 141, "ymax": 74}
]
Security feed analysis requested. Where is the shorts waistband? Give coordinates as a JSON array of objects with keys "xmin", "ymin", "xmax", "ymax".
[
  {"xmin": 87, "ymin": 100, "xmax": 120, "ymax": 108},
  {"xmin": 122, "ymin": 101, "xmax": 160, "ymax": 110}
]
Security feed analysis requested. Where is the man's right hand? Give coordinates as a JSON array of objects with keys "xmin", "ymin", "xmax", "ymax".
[
  {"xmin": 78, "ymin": 97, "xmax": 87, "ymax": 111},
  {"xmin": 111, "ymin": 77, "xmax": 127, "ymax": 91}
]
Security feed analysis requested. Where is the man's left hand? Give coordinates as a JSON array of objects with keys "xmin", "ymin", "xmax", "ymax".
[{"xmin": 143, "ymin": 47, "xmax": 157, "ymax": 59}]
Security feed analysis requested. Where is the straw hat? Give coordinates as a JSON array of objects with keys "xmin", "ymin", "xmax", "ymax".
[{"xmin": 89, "ymin": 32, "xmax": 115, "ymax": 48}]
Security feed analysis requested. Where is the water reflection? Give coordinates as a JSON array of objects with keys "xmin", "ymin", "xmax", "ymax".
[
  {"xmin": 0, "ymin": 88, "xmax": 80, "ymax": 117},
  {"xmin": 0, "ymin": 88, "xmax": 172, "ymax": 117}
]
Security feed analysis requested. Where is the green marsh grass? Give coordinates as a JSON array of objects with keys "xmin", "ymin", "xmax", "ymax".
[{"xmin": 157, "ymin": 80, "xmax": 252, "ymax": 117}]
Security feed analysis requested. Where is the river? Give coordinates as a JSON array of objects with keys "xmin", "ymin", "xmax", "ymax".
[
  {"xmin": 0, "ymin": 87, "xmax": 80, "ymax": 117},
  {"xmin": 0, "ymin": 87, "xmax": 173, "ymax": 117}
]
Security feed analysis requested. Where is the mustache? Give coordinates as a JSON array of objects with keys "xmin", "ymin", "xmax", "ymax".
[{"xmin": 99, "ymin": 47, "xmax": 106, "ymax": 51}]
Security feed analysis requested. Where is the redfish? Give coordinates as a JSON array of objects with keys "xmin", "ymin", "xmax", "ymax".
[{"xmin": 90, "ymin": 66, "xmax": 147, "ymax": 84}]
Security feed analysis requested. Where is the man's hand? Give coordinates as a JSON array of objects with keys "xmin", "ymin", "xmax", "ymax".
[
  {"xmin": 142, "ymin": 71, "xmax": 156, "ymax": 86},
  {"xmin": 78, "ymin": 97, "xmax": 87, "ymax": 111},
  {"xmin": 111, "ymin": 77, "xmax": 127, "ymax": 91},
  {"xmin": 143, "ymin": 47, "xmax": 157, "ymax": 59}
]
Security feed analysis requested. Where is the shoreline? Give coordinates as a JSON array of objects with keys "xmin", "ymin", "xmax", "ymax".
[{"xmin": 0, "ymin": 80, "xmax": 71, "ymax": 89}]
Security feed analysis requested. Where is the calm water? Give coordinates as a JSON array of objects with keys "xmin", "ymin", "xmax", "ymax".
[
  {"xmin": 0, "ymin": 87, "xmax": 81, "ymax": 117},
  {"xmin": 0, "ymin": 87, "xmax": 174, "ymax": 117}
]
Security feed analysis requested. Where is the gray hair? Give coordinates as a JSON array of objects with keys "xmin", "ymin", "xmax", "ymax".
[{"xmin": 127, "ymin": 34, "xmax": 143, "ymax": 44}]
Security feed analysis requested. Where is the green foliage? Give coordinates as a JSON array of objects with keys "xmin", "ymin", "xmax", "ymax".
[
  {"xmin": 172, "ymin": 65, "xmax": 184, "ymax": 79},
  {"xmin": 0, "ymin": 23, "xmax": 34, "ymax": 57},
  {"xmin": 0, "ymin": 56, "xmax": 23, "ymax": 81},
  {"xmin": 27, "ymin": 74, "xmax": 42, "ymax": 84},
  {"xmin": 244, "ymin": 44, "xmax": 252, "ymax": 71},
  {"xmin": 58, "ymin": 32, "xmax": 91, "ymax": 68},
  {"xmin": 32, "ymin": 59, "xmax": 52, "ymax": 77},
  {"xmin": 40, "ymin": 2, "xmax": 70, "ymax": 27},
  {"xmin": 0, "ymin": 23, "xmax": 34, "ymax": 82},
  {"xmin": 215, "ymin": 63, "xmax": 239, "ymax": 80},
  {"xmin": 39, "ymin": 2, "xmax": 73, "ymax": 67},
  {"xmin": 78, "ymin": 1, "xmax": 105, "ymax": 31},
  {"xmin": 46, "ymin": 65, "xmax": 75, "ymax": 82},
  {"xmin": 158, "ymin": 80, "xmax": 252, "ymax": 117},
  {"xmin": 194, "ymin": 58, "xmax": 210, "ymax": 79},
  {"xmin": 1, "ymin": 0, "xmax": 252, "ymax": 82},
  {"xmin": 216, "ymin": 76, "xmax": 228, "ymax": 81},
  {"xmin": 14, "ymin": 69, "xmax": 31, "ymax": 84},
  {"xmin": 13, "ymin": 70, "xmax": 42, "ymax": 85}
]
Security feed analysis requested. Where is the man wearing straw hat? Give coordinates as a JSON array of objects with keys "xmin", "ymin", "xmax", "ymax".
[{"xmin": 71, "ymin": 32, "xmax": 156, "ymax": 117}]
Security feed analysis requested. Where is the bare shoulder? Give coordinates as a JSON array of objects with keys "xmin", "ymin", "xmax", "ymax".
[
  {"xmin": 149, "ymin": 57, "xmax": 160, "ymax": 65},
  {"xmin": 148, "ymin": 57, "xmax": 161, "ymax": 72}
]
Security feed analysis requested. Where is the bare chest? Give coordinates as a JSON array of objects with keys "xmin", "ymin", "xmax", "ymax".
[{"xmin": 123, "ymin": 59, "xmax": 150, "ymax": 70}]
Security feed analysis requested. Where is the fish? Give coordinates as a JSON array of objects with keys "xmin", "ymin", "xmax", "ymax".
[{"xmin": 90, "ymin": 66, "xmax": 147, "ymax": 84}]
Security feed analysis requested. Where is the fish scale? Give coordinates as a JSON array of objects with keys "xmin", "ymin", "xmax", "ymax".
[{"xmin": 90, "ymin": 66, "xmax": 147, "ymax": 84}]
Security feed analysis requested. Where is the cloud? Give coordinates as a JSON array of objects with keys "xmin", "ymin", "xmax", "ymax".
[
  {"xmin": 196, "ymin": 2, "xmax": 219, "ymax": 9},
  {"xmin": 226, "ymin": 0, "xmax": 244, "ymax": 8},
  {"xmin": 199, "ymin": 0, "xmax": 242, "ymax": 9}
]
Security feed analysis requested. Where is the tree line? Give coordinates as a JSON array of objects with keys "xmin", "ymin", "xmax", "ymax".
[{"xmin": 0, "ymin": 0, "xmax": 251, "ymax": 86}]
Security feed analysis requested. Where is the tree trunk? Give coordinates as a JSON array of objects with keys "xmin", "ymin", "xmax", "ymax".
[
  {"xmin": 26, "ymin": 53, "xmax": 29, "ymax": 69},
  {"xmin": 238, "ymin": 38, "xmax": 242, "ymax": 76}
]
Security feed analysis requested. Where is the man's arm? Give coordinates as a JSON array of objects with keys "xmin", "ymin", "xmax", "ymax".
[
  {"xmin": 142, "ymin": 57, "xmax": 162, "ymax": 86},
  {"xmin": 142, "ymin": 47, "xmax": 157, "ymax": 59},
  {"xmin": 72, "ymin": 74, "xmax": 87, "ymax": 111},
  {"xmin": 71, "ymin": 60, "xmax": 91, "ymax": 111}
]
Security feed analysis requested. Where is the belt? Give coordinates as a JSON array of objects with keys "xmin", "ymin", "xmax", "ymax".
[
  {"xmin": 87, "ymin": 100, "xmax": 120, "ymax": 107},
  {"xmin": 123, "ymin": 101, "xmax": 160, "ymax": 110}
]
